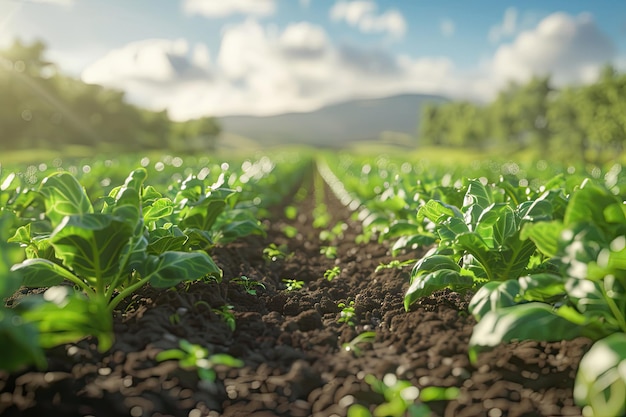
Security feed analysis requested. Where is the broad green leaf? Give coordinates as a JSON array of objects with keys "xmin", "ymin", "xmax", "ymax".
[
  {"xmin": 517, "ymin": 273, "xmax": 566, "ymax": 302},
  {"xmin": 11, "ymin": 258, "xmax": 75, "ymax": 287},
  {"xmin": 411, "ymin": 255, "xmax": 460, "ymax": 279},
  {"xmin": 181, "ymin": 198, "xmax": 226, "ymax": 231},
  {"xmin": 214, "ymin": 219, "xmax": 265, "ymax": 244},
  {"xmin": 565, "ymin": 183, "xmax": 626, "ymax": 236},
  {"xmin": 418, "ymin": 200, "xmax": 462, "ymax": 225},
  {"xmin": 0, "ymin": 308, "xmax": 46, "ymax": 371},
  {"xmin": 143, "ymin": 198, "xmax": 175, "ymax": 224},
  {"xmin": 405, "ymin": 269, "xmax": 473, "ymax": 310},
  {"xmin": 521, "ymin": 221, "xmax": 563, "ymax": 258},
  {"xmin": 1, "ymin": 211, "xmax": 23, "ymax": 297},
  {"xmin": 489, "ymin": 238, "xmax": 537, "ymax": 281},
  {"xmin": 574, "ymin": 333, "xmax": 626, "ymax": 417},
  {"xmin": 39, "ymin": 172, "xmax": 93, "ymax": 226},
  {"xmin": 18, "ymin": 287, "xmax": 113, "ymax": 352},
  {"xmin": 464, "ymin": 179, "xmax": 492, "ymax": 212},
  {"xmin": 492, "ymin": 205, "xmax": 517, "ymax": 248},
  {"xmin": 391, "ymin": 234, "xmax": 436, "ymax": 256},
  {"xmin": 518, "ymin": 197, "xmax": 553, "ymax": 223},
  {"xmin": 468, "ymin": 303, "xmax": 586, "ymax": 363},
  {"xmin": 50, "ymin": 214, "xmax": 134, "ymax": 284},
  {"xmin": 468, "ymin": 280, "xmax": 521, "ymax": 320},
  {"xmin": 148, "ymin": 251, "xmax": 222, "ymax": 288}
]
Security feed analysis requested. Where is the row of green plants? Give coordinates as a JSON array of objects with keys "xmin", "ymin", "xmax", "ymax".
[
  {"xmin": 0, "ymin": 152, "xmax": 310, "ymax": 373},
  {"xmin": 321, "ymin": 153, "xmax": 626, "ymax": 417}
]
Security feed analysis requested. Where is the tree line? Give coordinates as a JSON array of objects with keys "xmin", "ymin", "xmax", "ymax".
[
  {"xmin": 418, "ymin": 66, "xmax": 626, "ymax": 163},
  {"xmin": 0, "ymin": 40, "xmax": 220, "ymax": 153}
]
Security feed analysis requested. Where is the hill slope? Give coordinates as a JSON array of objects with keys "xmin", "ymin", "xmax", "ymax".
[{"xmin": 218, "ymin": 93, "xmax": 446, "ymax": 147}]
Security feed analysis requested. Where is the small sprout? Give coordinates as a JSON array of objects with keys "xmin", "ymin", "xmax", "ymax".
[
  {"xmin": 338, "ymin": 300, "xmax": 356, "ymax": 326},
  {"xmin": 284, "ymin": 205, "xmax": 298, "ymax": 220},
  {"xmin": 231, "ymin": 275, "xmax": 265, "ymax": 296},
  {"xmin": 342, "ymin": 331, "xmax": 376, "ymax": 357},
  {"xmin": 324, "ymin": 266, "xmax": 341, "ymax": 281},
  {"xmin": 156, "ymin": 339, "xmax": 243, "ymax": 383},
  {"xmin": 282, "ymin": 224, "xmax": 299, "ymax": 238},
  {"xmin": 375, "ymin": 259, "xmax": 417, "ymax": 273},
  {"xmin": 263, "ymin": 243, "xmax": 291, "ymax": 262},
  {"xmin": 213, "ymin": 305, "xmax": 236, "ymax": 331},
  {"xmin": 320, "ymin": 245, "xmax": 338, "ymax": 259},
  {"xmin": 283, "ymin": 278, "xmax": 304, "ymax": 291}
]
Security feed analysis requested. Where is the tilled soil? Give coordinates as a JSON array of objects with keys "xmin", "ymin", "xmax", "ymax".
[{"xmin": 0, "ymin": 171, "xmax": 592, "ymax": 417}]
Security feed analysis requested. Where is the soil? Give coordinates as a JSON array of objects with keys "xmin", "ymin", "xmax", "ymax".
[{"xmin": 0, "ymin": 170, "xmax": 592, "ymax": 417}]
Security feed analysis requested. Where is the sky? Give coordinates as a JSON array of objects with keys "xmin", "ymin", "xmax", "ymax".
[{"xmin": 1, "ymin": 0, "xmax": 625, "ymax": 120}]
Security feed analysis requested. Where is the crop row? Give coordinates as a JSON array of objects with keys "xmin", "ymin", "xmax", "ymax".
[
  {"xmin": 0, "ymin": 152, "xmax": 310, "ymax": 373},
  {"xmin": 320, "ymin": 153, "xmax": 626, "ymax": 417}
]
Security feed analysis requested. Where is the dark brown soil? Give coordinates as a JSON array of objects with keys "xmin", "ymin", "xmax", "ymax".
[{"xmin": 0, "ymin": 171, "xmax": 592, "ymax": 417}]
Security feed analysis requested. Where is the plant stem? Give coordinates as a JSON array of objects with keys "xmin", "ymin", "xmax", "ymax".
[{"xmin": 107, "ymin": 274, "xmax": 151, "ymax": 313}]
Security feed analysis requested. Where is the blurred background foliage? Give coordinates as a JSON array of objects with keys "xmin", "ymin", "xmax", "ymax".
[
  {"xmin": 0, "ymin": 39, "xmax": 221, "ymax": 154},
  {"xmin": 419, "ymin": 66, "xmax": 626, "ymax": 164}
]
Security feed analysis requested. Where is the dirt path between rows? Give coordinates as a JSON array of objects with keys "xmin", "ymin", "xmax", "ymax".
[{"xmin": 1, "ymin": 168, "xmax": 591, "ymax": 417}]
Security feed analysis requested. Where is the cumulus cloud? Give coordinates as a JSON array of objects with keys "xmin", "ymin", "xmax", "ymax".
[
  {"xmin": 440, "ymin": 18, "xmax": 455, "ymax": 37},
  {"xmin": 330, "ymin": 1, "xmax": 407, "ymax": 39},
  {"xmin": 491, "ymin": 12, "xmax": 615, "ymax": 86},
  {"xmin": 182, "ymin": 0, "xmax": 275, "ymax": 18}
]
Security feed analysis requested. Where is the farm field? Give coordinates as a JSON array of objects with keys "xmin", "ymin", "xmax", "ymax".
[{"xmin": 1, "ymin": 150, "xmax": 625, "ymax": 417}]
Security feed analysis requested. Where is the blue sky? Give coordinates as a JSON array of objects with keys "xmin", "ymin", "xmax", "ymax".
[{"xmin": 1, "ymin": 0, "xmax": 625, "ymax": 119}]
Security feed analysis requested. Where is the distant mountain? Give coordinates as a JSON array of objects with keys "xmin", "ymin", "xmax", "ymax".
[{"xmin": 218, "ymin": 93, "xmax": 447, "ymax": 148}]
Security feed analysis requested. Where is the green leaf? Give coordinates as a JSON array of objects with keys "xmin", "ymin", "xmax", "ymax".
[
  {"xmin": 418, "ymin": 200, "xmax": 462, "ymax": 225},
  {"xmin": 11, "ymin": 258, "xmax": 75, "ymax": 287},
  {"xmin": 0, "ymin": 308, "xmax": 46, "ymax": 371},
  {"xmin": 50, "ymin": 214, "xmax": 134, "ymax": 284},
  {"xmin": 347, "ymin": 404, "xmax": 372, "ymax": 417},
  {"xmin": 468, "ymin": 303, "xmax": 586, "ymax": 363},
  {"xmin": 521, "ymin": 221, "xmax": 563, "ymax": 258},
  {"xmin": 181, "ymin": 198, "xmax": 226, "ymax": 231},
  {"xmin": 574, "ymin": 333, "xmax": 626, "ymax": 417},
  {"xmin": 468, "ymin": 280, "xmax": 521, "ymax": 321},
  {"xmin": 148, "ymin": 251, "xmax": 222, "ymax": 288},
  {"xmin": 518, "ymin": 273, "xmax": 566, "ymax": 302},
  {"xmin": 39, "ymin": 172, "xmax": 93, "ymax": 226},
  {"xmin": 18, "ymin": 287, "xmax": 113, "ymax": 352},
  {"xmin": 405, "ymin": 269, "xmax": 473, "ymax": 310},
  {"xmin": 143, "ymin": 198, "xmax": 175, "ymax": 224}
]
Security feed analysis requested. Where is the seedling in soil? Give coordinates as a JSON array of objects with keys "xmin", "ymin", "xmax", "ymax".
[
  {"xmin": 284, "ymin": 205, "xmax": 297, "ymax": 220},
  {"xmin": 319, "ymin": 221, "xmax": 347, "ymax": 241},
  {"xmin": 338, "ymin": 300, "xmax": 356, "ymax": 326},
  {"xmin": 347, "ymin": 373, "xmax": 459, "ymax": 417},
  {"xmin": 156, "ymin": 339, "xmax": 243, "ymax": 382},
  {"xmin": 263, "ymin": 243, "xmax": 291, "ymax": 262},
  {"xmin": 324, "ymin": 266, "xmax": 341, "ymax": 281},
  {"xmin": 213, "ymin": 305, "xmax": 236, "ymax": 331},
  {"xmin": 320, "ymin": 245, "xmax": 338, "ymax": 259},
  {"xmin": 282, "ymin": 278, "xmax": 304, "ymax": 291},
  {"xmin": 231, "ymin": 275, "xmax": 265, "ymax": 296},
  {"xmin": 281, "ymin": 224, "xmax": 299, "ymax": 238},
  {"xmin": 375, "ymin": 259, "xmax": 417, "ymax": 273},
  {"xmin": 342, "ymin": 331, "xmax": 376, "ymax": 357}
]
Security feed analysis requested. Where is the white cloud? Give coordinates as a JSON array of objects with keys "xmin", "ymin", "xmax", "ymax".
[
  {"xmin": 23, "ymin": 0, "xmax": 74, "ymax": 5},
  {"xmin": 490, "ymin": 12, "xmax": 615, "ymax": 86},
  {"xmin": 440, "ymin": 18, "xmax": 455, "ymax": 38},
  {"xmin": 489, "ymin": 7, "xmax": 518, "ymax": 43},
  {"xmin": 182, "ymin": 0, "xmax": 275, "ymax": 18},
  {"xmin": 330, "ymin": 1, "xmax": 407, "ymax": 39}
]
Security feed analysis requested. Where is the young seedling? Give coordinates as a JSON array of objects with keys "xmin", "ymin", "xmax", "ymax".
[
  {"xmin": 347, "ymin": 373, "xmax": 459, "ymax": 417},
  {"xmin": 338, "ymin": 300, "xmax": 356, "ymax": 326},
  {"xmin": 156, "ymin": 339, "xmax": 243, "ymax": 383},
  {"xmin": 282, "ymin": 278, "xmax": 304, "ymax": 291},
  {"xmin": 320, "ymin": 245, "xmax": 338, "ymax": 259},
  {"xmin": 231, "ymin": 275, "xmax": 265, "ymax": 296},
  {"xmin": 212, "ymin": 305, "xmax": 236, "ymax": 331},
  {"xmin": 375, "ymin": 259, "xmax": 417, "ymax": 273},
  {"xmin": 324, "ymin": 266, "xmax": 341, "ymax": 281},
  {"xmin": 342, "ymin": 331, "xmax": 376, "ymax": 357},
  {"xmin": 263, "ymin": 243, "xmax": 291, "ymax": 262}
]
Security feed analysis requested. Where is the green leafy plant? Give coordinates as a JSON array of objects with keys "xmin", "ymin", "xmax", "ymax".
[
  {"xmin": 404, "ymin": 178, "xmax": 561, "ymax": 311},
  {"xmin": 347, "ymin": 373, "xmax": 458, "ymax": 417},
  {"xmin": 156, "ymin": 338, "xmax": 243, "ymax": 382},
  {"xmin": 324, "ymin": 266, "xmax": 341, "ymax": 281},
  {"xmin": 282, "ymin": 278, "xmax": 304, "ymax": 291},
  {"xmin": 466, "ymin": 180, "xmax": 626, "ymax": 417},
  {"xmin": 9, "ymin": 169, "xmax": 222, "ymax": 314},
  {"xmin": 231, "ymin": 275, "xmax": 265, "ymax": 296},
  {"xmin": 338, "ymin": 300, "xmax": 356, "ymax": 326}
]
